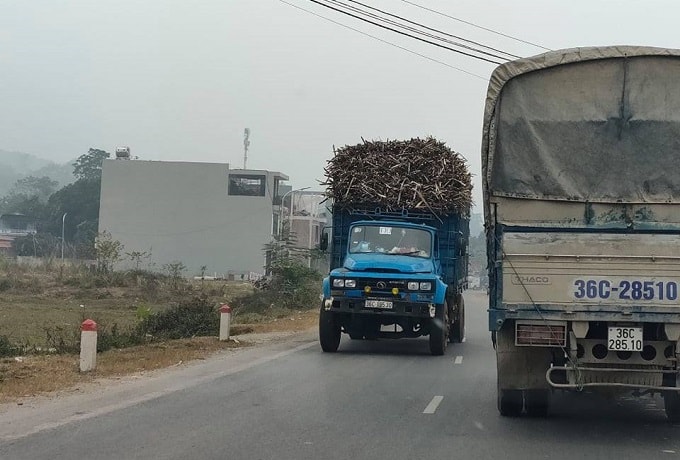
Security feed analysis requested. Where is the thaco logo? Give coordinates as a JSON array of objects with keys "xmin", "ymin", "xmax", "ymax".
[{"xmin": 511, "ymin": 275, "xmax": 551, "ymax": 285}]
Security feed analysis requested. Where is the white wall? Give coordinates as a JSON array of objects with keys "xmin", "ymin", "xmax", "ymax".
[{"xmin": 99, "ymin": 159, "xmax": 286, "ymax": 276}]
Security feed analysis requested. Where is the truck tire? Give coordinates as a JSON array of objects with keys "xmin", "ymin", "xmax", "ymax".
[
  {"xmin": 450, "ymin": 294, "xmax": 465, "ymax": 343},
  {"xmin": 319, "ymin": 308, "xmax": 341, "ymax": 352},
  {"xmin": 496, "ymin": 321, "xmax": 522, "ymax": 417},
  {"xmin": 524, "ymin": 389, "xmax": 550, "ymax": 417},
  {"xmin": 429, "ymin": 302, "xmax": 448, "ymax": 356},
  {"xmin": 664, "ymin": 391, "xmax": 680, "ymax": 423},
  {"xmin": 498, "ymin": 388, "xmax": 523, "ymax": 417}
]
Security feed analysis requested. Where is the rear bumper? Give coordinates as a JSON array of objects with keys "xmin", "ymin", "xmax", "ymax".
[{"xmin": 547, "ymin": 365, "xmax": 680, "ymax": 392}]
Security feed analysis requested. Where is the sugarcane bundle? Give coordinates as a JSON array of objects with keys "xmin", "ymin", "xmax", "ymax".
[{"xmin": 322, "ymin": 137, "xmax": 472, "ymax": 215}]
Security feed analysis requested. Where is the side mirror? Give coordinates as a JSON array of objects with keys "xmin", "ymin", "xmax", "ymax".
[{"xmin": 319, "ymin": 232, "xmax": 329, "ymax": 251}]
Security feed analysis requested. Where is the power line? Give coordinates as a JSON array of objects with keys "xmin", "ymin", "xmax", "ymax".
[
  {"xmin": 325, "ymin": 0, "xmax": 511, "ymax": 62},
  {"xmin": 307, "ymin": 0, "xmax": 503, "ymax": 64},
  {"xmin": 279, "ymin": 0, "xmax": 488, "ymax": 80},
  {"xmin": 401, "ymin": 0, "xmax": 551, "ymax": 51},
  {"xmin": 344, "ymin": 0, "xmax": 521, "ymax": 59}
]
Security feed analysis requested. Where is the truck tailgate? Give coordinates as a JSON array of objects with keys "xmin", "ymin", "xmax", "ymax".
[{"xmin": 502, "ymin": 232, "xmax": 680, "ymax": 308}]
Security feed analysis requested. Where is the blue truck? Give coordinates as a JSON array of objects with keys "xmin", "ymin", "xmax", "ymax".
[
  {"xmin": 319, "ymin": 206, "xmax": 469, "ymax": 355},
  {"xmin": 483, "ymin": 46, "xmax": 680, "ymax": 420}
]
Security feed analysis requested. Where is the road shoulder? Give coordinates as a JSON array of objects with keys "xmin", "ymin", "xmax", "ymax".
[{"xmin": 0, "ymin": 328, "xmax": 318, "ymax": 442}]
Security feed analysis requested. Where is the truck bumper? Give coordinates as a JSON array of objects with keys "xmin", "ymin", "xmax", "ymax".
[
  {"xmin": 324, "ymin": 296, "xmax": 434, "ymax": 318},
  {"xmin": 547, "ymin": 365, "xmax": 680, "ymax": 392}
]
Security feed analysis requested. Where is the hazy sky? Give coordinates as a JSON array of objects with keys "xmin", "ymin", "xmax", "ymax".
[{"xmin": 2, "ymin": 1, "xmax": 680, "ymax": 209}]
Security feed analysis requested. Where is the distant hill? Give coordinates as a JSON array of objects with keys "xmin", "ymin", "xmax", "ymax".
[
  {"xmin": 0, "ymin": 150, "xmax": 75, "ymax": 196},
  {"xmin": 0, "ymin": 150, "xmax": 51, "ymax": 171}
]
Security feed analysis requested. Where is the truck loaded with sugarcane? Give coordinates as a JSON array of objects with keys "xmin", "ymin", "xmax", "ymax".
[
  {"xmin": 483, "ymin": 46, "xmax": 680, "ymax": 420},
  {"xmin": 318, "ymin": 138, "xmax": 472, "ymax": 355}
]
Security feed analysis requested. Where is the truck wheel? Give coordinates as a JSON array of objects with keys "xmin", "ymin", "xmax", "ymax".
[
  {"xmin": 497, "ymin": 389, "xmax": 523, "ymax": 417},
  {"xmin": 524, "ymin": 390, "xmax": 550, "ymax": 417},
  {"xmin": 664, "ymin": 391, "xmax": 680, "ymax": 423},
  {"xmin": 450, "ymin": 294, "xmax": 465, "ymax": 343},
  {"xmin": 429, "ymin": 302, "xmax": 448, "ymax": 356},
  {"xmin": 319, "ymin": 309, "xmax": 341, "ymax": 352}
]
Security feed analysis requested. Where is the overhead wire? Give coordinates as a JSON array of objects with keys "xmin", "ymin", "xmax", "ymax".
[
  {"xmin": 279, "ymin": 0, "xmax": 488, "ymax": 80},
  {"xmin": 306, "ymin": 0, "xmax": 504, "ymax": 64},
  {"xmin": 401, "ymin": 0, "xmax": 552, "ymax": 51},
  {"xmin": 342, "ymin": 0, "xmax": 521, "ymax": 59},
  {"xmin": 324, "ymin": 0, "xmax": 512, "ymax": 62}
]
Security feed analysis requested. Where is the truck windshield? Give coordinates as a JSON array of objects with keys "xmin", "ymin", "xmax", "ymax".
[{"xmin": 349, "ymin": 226, "xmax": 431, "ymax": 258}]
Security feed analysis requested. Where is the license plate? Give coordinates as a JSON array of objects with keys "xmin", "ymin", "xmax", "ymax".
[
  {"xmin": 607, "ymin": 327, "xmax": 643, "ymax": 351},
  {"xmin": 365, "ymin": 300, "xmax": 393, "ymax": 309}
]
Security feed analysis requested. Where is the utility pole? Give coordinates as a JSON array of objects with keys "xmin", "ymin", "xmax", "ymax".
[{"xmin": 243, "ymin": 128, "xmax": 250, "ymax": 169}]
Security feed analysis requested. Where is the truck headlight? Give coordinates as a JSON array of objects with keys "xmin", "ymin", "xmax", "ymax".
[
  {"xmin": 345, "ymin": 279, "xmax": 356, "ymax": 288},
  {"xmin": 407, "ymin": 282, "xmax": 419, "ymax": 290},
  {"xmin": 332, "ymin": 279, "xmax": 345, "ymax": 287},
  {"xmin": 420, "ymin": 282, "xmax": 432, "ymax": 291}
]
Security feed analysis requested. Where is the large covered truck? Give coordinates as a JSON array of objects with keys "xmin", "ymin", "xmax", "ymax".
[
  {"xmin": 482, "ymin": 46, "xmax": 680, "ymax": 420},
  {"xmin": 319, "ymin": 138, "xmax": 472, "ymax": 355}
]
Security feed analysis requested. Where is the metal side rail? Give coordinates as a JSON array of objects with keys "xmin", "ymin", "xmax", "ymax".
[{"xmin": 547, "ymin": 366, "xmax": 680, "ymax": 392}]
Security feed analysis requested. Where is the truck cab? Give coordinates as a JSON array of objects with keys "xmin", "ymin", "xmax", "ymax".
[{"xmin": 319, "ymin": 207, "xmax": 468, "ymax": 355}]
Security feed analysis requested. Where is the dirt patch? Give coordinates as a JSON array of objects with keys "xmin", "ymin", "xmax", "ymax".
[{"xmin": 0, "ymin": 309, "xmax": 318, "ymax": 403}]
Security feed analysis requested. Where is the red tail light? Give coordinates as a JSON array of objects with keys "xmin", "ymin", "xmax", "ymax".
[{"xmin": 515, "ymin": 322, "xmax": 566, "ymax": 347}]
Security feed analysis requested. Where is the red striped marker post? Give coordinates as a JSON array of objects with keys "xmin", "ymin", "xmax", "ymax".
[
  {"xmin": 219, "ymin": 304, "xmax": 232, "ymax": 341},
  {"xmin": 80, "ymin": 319, "xmax": 98, "ymax": 372}
]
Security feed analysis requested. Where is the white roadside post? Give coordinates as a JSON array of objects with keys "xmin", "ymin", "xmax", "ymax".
[
  {"xmin": 80, "ymin": 319, "xmax": 98, "ymax": 372},
  {"xmin": 219, "ymin": 304, "xmax": 232, "ymax": 341}
]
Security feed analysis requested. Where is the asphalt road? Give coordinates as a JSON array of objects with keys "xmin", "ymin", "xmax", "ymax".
[{"xmin": 1, "ymin": 291, "xmax": 680, "ymax": 459}]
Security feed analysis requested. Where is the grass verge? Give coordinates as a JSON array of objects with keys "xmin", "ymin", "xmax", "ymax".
[{"xmin": 0, "ymin": 309, "xmax": 318, "ymax": 403}]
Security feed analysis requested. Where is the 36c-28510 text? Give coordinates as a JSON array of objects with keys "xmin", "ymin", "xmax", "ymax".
[{"xmin": 573, "ymin": 279, "xmax": 678, "ymax": 301}]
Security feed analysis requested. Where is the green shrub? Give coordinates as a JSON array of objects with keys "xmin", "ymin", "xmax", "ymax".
[
  {"xmin": 0, "ymin": 278, "xmax": 11, "ymax": 292},
  {"xmin": 0, "ymin": 335, "xmax": 19, "ymax": 357},
  {"xmin": 97, "ymin": 323, "xmax": 145, "ymax": 352},
  {"xmin": 136, "ymin": 304, "xmax": 153, "ymax": 321},
  {"xmin": 230, "ymin": 278, "xmax": 320, "ymax": 315},
  {"xmin": 0, "ymin": 255, "xmax": 9, "ymax": 271},
  {"xmin": 139, "ymin": 295, "xmax": 218, "ymax": 339},
  {"xmin": 43, "ymin": 326, "xmax": 80, "ymax": 354},
  {"xmin": 230, "ymin": 290, "xmax": 277, "ymax": 315}
]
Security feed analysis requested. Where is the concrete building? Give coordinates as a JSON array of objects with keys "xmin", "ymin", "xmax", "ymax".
[
  {"xmin": 0, "ymin": 213, "xmax": 37, "ymax": 257},
  {"xmin": 98, "ymin": 159, "xmax": 288, "ymax": 277},
  {"xmin": 0, "ymin": 213, "xmax": 37, "ymax": 235},
  {"xmin": 286, "ymin": 191, "xmax": 329, "ymax": 272}
]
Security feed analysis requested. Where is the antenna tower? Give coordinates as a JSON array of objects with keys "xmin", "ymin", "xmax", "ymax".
[{"xmin": 243, "ymin": 128, "xmax": 251, "ymax": 169}]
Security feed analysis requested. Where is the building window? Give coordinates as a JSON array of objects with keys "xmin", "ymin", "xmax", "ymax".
[{"xmin": 228, "ymin": 174, "xmax": 266, "ymax": 197}]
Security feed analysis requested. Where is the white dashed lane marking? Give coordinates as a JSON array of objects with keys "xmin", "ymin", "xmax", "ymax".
[
  {"xmin": 423, "ymin": 396, "xmax": 444, "ymax": 414},
  {"xmin": 454, "ymin": 355, "xmax": 463, "ymax": 364}
]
